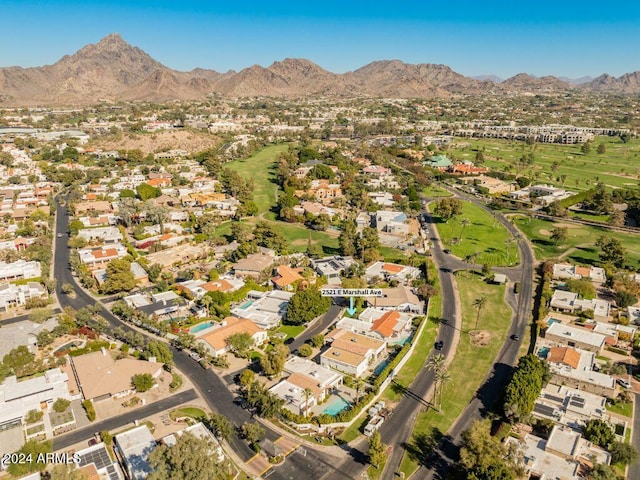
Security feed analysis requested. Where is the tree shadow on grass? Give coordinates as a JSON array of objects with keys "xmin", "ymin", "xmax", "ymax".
[{"xmin": 403, "ymin": 426, "xmax": 443, "ymax": 467}]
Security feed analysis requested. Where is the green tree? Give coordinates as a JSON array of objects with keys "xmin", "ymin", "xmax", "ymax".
[
  {"xmin": 597, "ymin": 143, "xmax": 606, "ymax": 155},
  {"xmin": 609, "ymin": 441, "xmax": 638, "ymax": 465},
  {"xmin": 565, "ymin": 278, "xmax": 597, "ymax": 299},
  {"xmin": 207, "ymin": 413, "xmax": 233, "ymax": 441},
  {"xmin": 550, "ymin": 226, "xmax": 568, "ymax": 245},
  {"xmin": 144, "ymin": 341, "xmax": 174, "ymax": 365},
  {"xmin": 239, "ymin": 368, "xmax": 255, "ymax": 390},
  {"xmin": 310, "ymin": 334, "xmax": 325, "ymax": 348},
  {"xmin": 367, "ymin": 429, "xmax": 387, "ymax": 468},
  {"xmin": 582, "ymin": 419, "xmax": 615, "ymax": 448},
  {"xmin": 131, "ymin": 373, "xmax": 156, "ymax": 392},
  {"xmin": 433, "ymin": 197, "xmax": 463, "ymax": 222},
  {"xmin": 7, "ymin": 440, "xmax": 52, "ymax": 477},
  {"xmin": 614, "ymin": 290, "xmax": 637, "ymax": 309},
  {"xmin": 53, "ymin": 398, "xmax": 70, "ymax": 413},
  {"xmin": 588, "ymin": 464, "xmax": 618, "ymax": 480},
  {"xmin": 241, "ymin": 421, "xmax": 266, "ymax": 450},
  {"xmin": 459, "ymin": 420, "xmax": 515, "ymax": 480},
  {"xmin": 260, "ymin": 343, "xmax": 289, "ymax": 376},
  {"xmin": 596, "ymin": 236, "xmax": 626, "ymax": 268},
  {"xmin": 286, "ymin": 288, "xmax": 331, "ymax": 325},
  {"xmin": 136, "ymin": 182, "xmax": 161, "ymax": 201},
  {"xmin": 252, "ymin": 221, "xmax": 286, "ymax": 253},
  {"xmin": 82, "ymin": 399, "xmax": 96, "ymax": 421},
  {"xmin": 49, "ymin": 463, "xmax": 90, "ymax": 479},
  {"xmin": 3, "ymin": 345, "xmax": 36, "ymax": 377},
  {"xmin": 148, "ymin": 431, "xmax": 228, "ymax": 480},
  {"xmin": 356, "ymin": 227, "xmax": 380, "ymax": 263},
  {"xmin": 297, "ymin": 344, "xmax": 313, "ymax": 357},
  {"xmin": 338, "ymin": 219, "xmax": 357, "ymax": 256},
  {"xmin": 503, "ymin": 354, "xmax": 548, "ymax": 422},
  {"xmin": 308, "ymin": 164, "xmax": 335, "ymax": 180},
  {"xmin": 226, "ymin": 332, "xmax": 254, "ymax": 358},
  {"xmin": 101, "ymin": 258, "xmax": 136, "ymax": 294},
  {"xmin": 581, "ymin": 141, "xmax": 592, "ymax": 155}
]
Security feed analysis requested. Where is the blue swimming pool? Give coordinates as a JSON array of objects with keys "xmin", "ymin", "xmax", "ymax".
[
  {"xmin": 547, "ymin": 318, "xmax": 561, "ymax": 326},
  {"xmin": 239, "ymin": 301, "xmax": 254, "ymax": 310},
  {"xmin": 373, "ymin": 360, "xmax": 390, "ymax": 376},
  {"xmin": 538, "ymin": 346, "xmax": 550, "ymax": 358},
  {"xmin": 323, "ymin": 397, "xmax": 350, "ymax": 416},
  {"xmin": 190, "ymin": 321, "xmax": 214, "ymax": 333}
]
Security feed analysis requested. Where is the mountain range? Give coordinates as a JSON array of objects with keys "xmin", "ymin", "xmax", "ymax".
[{"xmin": 1, "ymin": 33, "xmax": 639, "ymax": 106}]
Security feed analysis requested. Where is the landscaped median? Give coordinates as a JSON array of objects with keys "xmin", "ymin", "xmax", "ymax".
[{"xmin": 398, "ymin": 272, "xmax": 513, "ymax": 478}]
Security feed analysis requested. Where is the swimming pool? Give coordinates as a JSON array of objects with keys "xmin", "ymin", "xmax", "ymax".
[
  {"xmin": 373, "ymin": 360, "xmax": 390, "ymax": 376},
  {"xmin": 53, "ymin": 340, "xmax": 83, "ymax": 355},
  {"xmin": 322, "ymin": 396, "xmax": 350, "ymax": 416},
  {"xmin": 547, "ymin": 318, "xmax": 561, "ymax": 326},
  {"xmin": 538, "ymin": 346, "xmax": 550, "ymax": 358},
  {"xmin": 239, "ymin": 301, "xmax": 254, "ymax": 310},
  {"xmin": 190, "ymin": 321, "xmax": 215, "ymax": 333}
]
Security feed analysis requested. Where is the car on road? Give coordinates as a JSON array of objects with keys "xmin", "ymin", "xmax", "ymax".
[
  {"xmin": 617, "ymin": 378, "xmax": 632, "ymax": 389},
  {"xmin": 434, "ymin": 340, "xmax": 444, "ymax": 350},
  {"xmin": 511, "ymin": 334, "xmax": 521, "ymax": 341},
  {"xmin": 443, "ymin": 249, "xmax": 451, "ymax": 254},
  {"xmin": 57, "ymin": 233, "xmax": 63, "ymax": 237}
]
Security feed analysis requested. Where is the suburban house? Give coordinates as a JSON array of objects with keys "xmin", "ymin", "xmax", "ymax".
[
  {"xmin": 283, "ymin": 357, "xmax": 343, "ymax": 399},
  {"xmin": 365, "ymin": 286, "xmax": 423, "ymax": 313},
  {"xmin": 176, "ymin": 277, "xmax": 244, "ymax": 299},
  {"xmin": 77, "ymin": 226, "xmax": 123, "ymax": 244},
  {"xmin": 423, "ymin": 155, "xmax": 453, "ymax": 170},
  {"xmin": 0, "ymin": 368, "xmax": 73, "ymax": 431},
  {"xmin": 545, "ymin": 323, "xmax": 607, "ymax": 354},
  {"xmin": 231, "ymin": 290, "xmax": 294, "ymax": 329},
  {"xmin": 198, "ymin": 317, "xmax": 267, "ymax": 356},
  {"xmin": 549, "ymin": 290, "xmax": 611, "ymax": 320},
  {"xmin": 506, "ymin": 426, "xmax": 610, "ymax": 480},
  {"xmin": 544, "ymin": 345, "xmax": 616, "ymax": 397},
  {"xmin": 532, "ymin": 384, "xmax": 608, "ymax": 431},
  {"xmin": 232, "ymin": 253, "xmax": 276, "ymax": 279},
  {"xmin": 271, "ymin": 265, "xmax": 305, "ymax": 291},
  {"xmin": 364, "ymin": 261, "xmax": 420, "ymax": 284},
  {"xmin": 0, "ymin": 259, "xmax": 41, "ymax": 282},
  {"xmin": 78, "ymin": 244, "xmax": 128, "ymax": 269},
  {"xmin": 70, "ymin": 348, "xmax": 163, "ymax": 402},
  {"xmin": 114, "ymin": 425, "xmax": 156, "ymax": 480},
  {"xmin": 312, "ymin": 256, "xmax": 355, "ymax": 283},
  {"xmin": 321, "ymin": 329, "xmax": 386, "ymax": 377},
  {"xmin": 0, "ymin": 282, "xmax": 48, "ymax": 312},
  {"xmin": 74, "ymin": 442, "xmax": 125, "ymax": 480},
  {"xmin": 552, "ymin": 263, "xmax": 607, "ymax": 284},
  {"xmin": 0, "ymin": 317, "xmax": 58, "ymax": 357},
  {"xmin": 373, "ymin": 210, "xmax": 409, "ymax": 236},
  {"xmin": 336, "ymin": 309, "xmax": 413, "ymax": 343}
]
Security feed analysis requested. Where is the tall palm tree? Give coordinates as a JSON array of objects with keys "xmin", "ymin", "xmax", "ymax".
[
  {"xmin": 473, "ymin": 296, "xmax": 488, "ymax": 330},
  {"xmin": 426, "ymin": 353, "xmax": 446, "ymax": 410},
  {"xmin": 354, "ymin": 377, "xmax": 366, "ymax": 406},
  {"xmin": 303, "ymin": 388, "xmax": 313, "ymax": 418},
  {"xmin": 435, "ymin": 368, "xmax": 452, "ymax": 411},
  {"xmin": 200, "ymin": 295, "xmax": 214, "ymax": 318},
  {"xmin": 459, "ymin": 218, "xmax": 471, "ymax": 243}
]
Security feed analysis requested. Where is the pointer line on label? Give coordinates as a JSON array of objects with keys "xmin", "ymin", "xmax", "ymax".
[{"xmin": 346, "ymin": 296, "xmax": 357, "ymax": 316}]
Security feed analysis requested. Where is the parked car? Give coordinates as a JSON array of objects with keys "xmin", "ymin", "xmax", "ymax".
[
  {"xmin": 434, "ymin": 341, "xmax": 444, "ymax": 350},
  {"xmin": 617, "ymin": 378, "xmax": 632, "ymax": 389},
  {"xmin": 511, "ymin": 334, "xmax": 521, "ymax": 341},
  {"xmin": 443, "ymin": 249, "xmax": 451, "ymax": 254}
]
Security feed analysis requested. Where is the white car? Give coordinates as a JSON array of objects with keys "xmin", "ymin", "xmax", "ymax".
[{"xmin": 617, "ymin": 378, "xmax": 632, "ymax": 389}]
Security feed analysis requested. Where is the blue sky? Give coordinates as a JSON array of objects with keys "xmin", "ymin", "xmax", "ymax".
[{"xmin": 2, "ymin": 0, "xmax": 639, "ymax": 78}]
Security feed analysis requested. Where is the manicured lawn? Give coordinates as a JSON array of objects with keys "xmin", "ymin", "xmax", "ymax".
[
  {"xmin": 398, "ymin": 273, "xmax": 512, "ymax": 477},
  {"xmin": 449, "ymin": 136, "xmax": 640, "ymax": 191},
  {"xmin": 277, "ymin": 324, "xmax": 306, "ymax": 340},
  {"xmin": 169, "ymin": 406, "xmax": 206, "ymax": 421},
  {"xmin": 367, "ymin": 459, "xmax": 387, "ymax": 480},
  {"xmin": 226, "ymin": 144, "xmax": 289, "ymax": 214},
  {"xmin": 339, "ymin": 414, "xmax": 369, "ymax": 443},
  {"xmin": 513, "ymin": 215, "xmax": 640, "ymax": 266},
  {"xmin": 606, "ymin": 399, "xmax": 634, "ymax": 418},
  {"xmin": 422, "ymin": 185, "xmax": 452, "ymax": 197},
  {"xmin": 379, "ymin": 246, "xmax": 410, "ymax": 263},
  {"xmin": 431, "ymin": 201, "xmax": 520, "ymax": 266}
]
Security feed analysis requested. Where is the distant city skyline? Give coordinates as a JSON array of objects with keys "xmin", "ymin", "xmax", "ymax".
[{"xmin": 2, "ymin": 0, "xmax": 639, "ymax": 79}]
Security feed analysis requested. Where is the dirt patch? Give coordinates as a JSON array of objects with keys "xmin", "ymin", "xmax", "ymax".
[
  {"xmin": 469, "ymin": 330, "xmax": 491, "ymax": 347},
  {"xmin": 89, "ymin": 129, "xmax": 220, "ymax": 155},
  {"xmin": 539, "ymin": 229, "xmax": 551, "ymax": 237},
  {"xmin": 291, "ymin": 239, "xmax": 315, "ymax": 246}
]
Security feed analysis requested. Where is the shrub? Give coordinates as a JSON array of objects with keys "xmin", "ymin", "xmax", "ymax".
[
  {"xmin": 25, "ymin": 409, "xmax": 44, "ymax": 424},
  {"xmin": 82, "ymin": 400, "xmax": 96, "ymax": 422},
  {"xmin": 297, "ymin": 344, "xmax": 313, "ymax": 357},
  {"xmin": 52, "ymin": 398, "xmax": 70, "ymax": 413}
]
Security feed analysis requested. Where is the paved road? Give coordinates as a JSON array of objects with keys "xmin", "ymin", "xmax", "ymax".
[
  {"xmin": 628, "ymin": 393, "xmax": 640, "ymax": 480},
  {"xmin": 54, "ymin": 197, "xmax": 349, "ymax": 480},
  {"xmin": 0, "ymin": 308, "xmax": 62, "ymax": 325},
  {"xmin": 53, "ymin": 389, "xmax": 198, "ymax": 450},
  {"xmin": 418, "ymin": 186, "xmax": 535, "ymax": 479},
  {"xmin": 289, "ymin": 304, "xmax": 342, "ymax": 352}
]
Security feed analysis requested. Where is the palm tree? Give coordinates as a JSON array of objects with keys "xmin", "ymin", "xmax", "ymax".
[
  {"xmin": 473, "ymin": 296, "xmax": 488, "ymax": 330},
  {"xmin": 435, "ymin": 368, "xmax": 452, "ymax": 411},
  {"xmin": 459, "ymin": 218, "xmax": 471, "ymax": 243},
  {"xmin": 200, "ymin": 295, "xmax": 214, "ymax": 318},
  {"xmin": 354, "ymin": 377, "xmax": 366, "ymax": 406},
  {"xmin": 426, "ymin": 353, "xmax": 446, "ymax": 410},
  {"xmin": 303, "ymin": 388, "xmax": 313, "ymax": 418}
]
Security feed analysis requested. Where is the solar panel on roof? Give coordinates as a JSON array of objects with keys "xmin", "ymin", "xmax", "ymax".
[
  {"xmin": 534, "ymin": 404, "xmax": 557, "ymax": 417},
  {"xmin": 569, "ymin": 397, "xmax": 586, "ymax": 408},
  {"xmin": 544, "ymin": 394, "xmax": 565, "ymax": 404}
]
